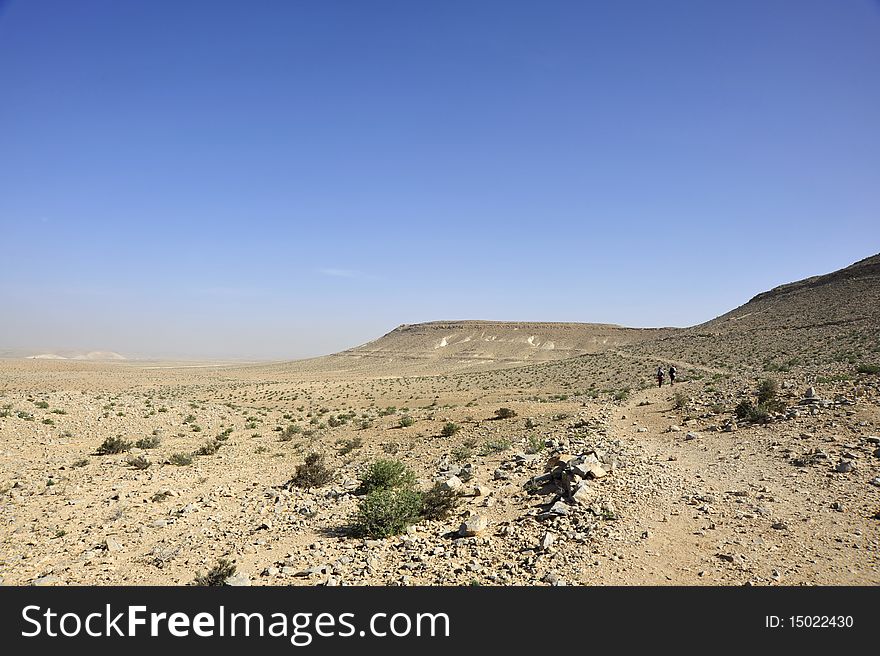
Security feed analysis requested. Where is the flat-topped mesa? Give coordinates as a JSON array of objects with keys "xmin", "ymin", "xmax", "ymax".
[{"xmin": 341, "ymin": 320, "xmax": 679, "ymax": 363}]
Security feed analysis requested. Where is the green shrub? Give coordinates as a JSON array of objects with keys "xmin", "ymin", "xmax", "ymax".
[
  {"xmin": 495, "ymin": 407, "xmax": 517, "ymax": 419},
  {"xmin": 420, "ymin": 482, "xmax": 462, "ymax": 520},
  {"xmin": 195, "ymin": 440, "xmax": 221, "ymax": 456},
  {"xmin": 481, "ymin": 437, "xmax": 512, "ymax": 455},
  {"xmin": 756, "ymin": 378, "xmax": 778, "ymax": 406},
  {"xmin": 673, "ymin": 391, "xmax": 688, "ymax": 410},
  {"xmin": 857, "ymin": 363, "xmax": 880, "ymax": 375},
  {"xmin": 359, "ymin": 459, "xmax": 415, "ymax": 493},
  {"xmin": 135, "ymin": 435, "xmax": 160, "ymax": 449},
  {"xmin": 354, "ymin": 488, "xmax": 423, "ymax": 538},
  {"xmin": 735, "ymin": 400, "xmax": 769, "ymax": 423},
  {"xmin": 169, "ymin": 452, "xmax": 193, "ymax": 466},
  {"xmin": 290, "ymin": 452, "xmax": 333, "ymax": 488},
  {"xmin": 96, "ymin": 435, "xmax": 132, "ymax": 455},
  {"xmin": 35, "ymin": 401, "xmax": 49, "ymax": 409},
  {"xmin": 525, "ymin": 434, "xmax": 545, "ymax": 454},
  {"xmin": 452, "ymin": 445, "xmax": 472, "ymax": 463},
  {"xmin": 399, "ymin": 415, "xmax": 415, "ymax": 428},
  {"xmin": 613, "ymin": 388, "xmax": 631, "ymax": 402},
  {"xmin": 441, "ymin": 422, "xmax": 460, "ymax": 437},
  {"xmin": 193, "ymin": 559, "xmax": 236, "ymax": 586}
]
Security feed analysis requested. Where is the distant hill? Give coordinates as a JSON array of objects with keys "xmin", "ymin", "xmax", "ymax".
[
  {"xmin": 17, "ymin": 350, "xmax": 127, "ymax": 361},
  {"xmin": 341, "ymin": 320, "xmax": 678, "ymax": 364}
]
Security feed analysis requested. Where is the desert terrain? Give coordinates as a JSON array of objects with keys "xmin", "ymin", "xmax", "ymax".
[{"xmin": 1, "ymin": 254, "xmax": 878, "ymax": 586}]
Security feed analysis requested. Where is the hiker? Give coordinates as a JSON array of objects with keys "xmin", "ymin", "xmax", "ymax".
[
  {"xmin": 668, "ymin": 365, "xmax": 677, "ymax": 386},
  {"xmin": 656, "ymin": 366, "xmax": 665, "ymax": 388}
]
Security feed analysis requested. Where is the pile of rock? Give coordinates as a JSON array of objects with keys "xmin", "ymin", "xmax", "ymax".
[
  {"xmin": 526, "ymin": 450, "xmax": 613, "ymax": 517},
  {"xmin": 436, "ymin": 456, "xmax": 474, "ymax": 483},
  {"xmin": 797, "ymin": 386, "xmax": 832, "ymax": 408}
]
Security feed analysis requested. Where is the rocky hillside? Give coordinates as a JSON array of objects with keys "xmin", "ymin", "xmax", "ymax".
[{"xmin": 622, "ymin": 253, "xmax": 880, "ymax": 372}]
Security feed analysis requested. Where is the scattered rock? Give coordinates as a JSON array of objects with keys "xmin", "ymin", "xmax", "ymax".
[
  {"xmin": 835, "ymin": 460, "xmax": 855, "ymax": 473},
  {"xmin": 459, "ymin": 515, "xmax": 488, "ymax": 537},
  {"xmin": 104, "ymin": 537, "xmax": 123, "ymax": 553},
  {"xmin": 225, "ymin": 572, "xmax": 251, "ymax": 586},
  {"xmin": 441, "ymin": 476, "xmax": 463, "ymax": 491}
]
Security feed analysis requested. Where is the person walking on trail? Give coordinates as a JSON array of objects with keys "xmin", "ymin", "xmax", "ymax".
[
  {"xmin": 657, "ymin": 366, "xmax": 665, "ymax": 388},
  {"xmin": 668, "ymin": 365, "xmax": 677, "ymax": 386}
]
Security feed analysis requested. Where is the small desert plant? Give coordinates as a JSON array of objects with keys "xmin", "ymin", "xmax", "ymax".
[
  {"xmin": 280, "ymin": 423, "xmax": 302, "ymax": 441},
  {"xmin": 495, "ymin": 407, "xmax": 517, "ymax": 419},
  {"xmin": 525, "ymin": 434, "xmax": 545, "ymax": 454},
  {"xmin": 72, "ymin": 458, "xmax": 89, "ymax": 468},
  {"xmin": 756, "ymin": 378, "xmax": 778, "ymax": 406},
  {"xmin": 35, "ymin": 401, "xmax": 49, "ymax": 409},
  {"xmin": 193, "ymin": 559, "xmax": 236, "ymax": 586},
  {"xmin": 399, "ymin": 415, "xmax": 415, "ymax": 428},
  {"xmin": 857, "ymin": 363, "xmax": 880, "ymax": 375},
  {"xmin": 359, "ymin": 459, "xmax": 415, "ymax": 493},
  {"xmin": 481, "ymin": 437, "xmax": 512, "ymax": 455},
  {"xmin": 451, "ymin": 445, "xmax": 473, "ymax": 463},
  {"xmin": 673, "ymin": 391, "xmax": 688, "ymax": 410},
  {"xmin": 289, "ymin": 452, "xmax": 333, "ymax": 488},
  {"xmin": 735, "ymin": 400, "xmax": 769, "ymax": 423},
  {"xmin": 441, "ymin": 422, "xmax": 460, "ymax": 438},
  {"xmin": 613, "ymin": 388, "xmax": 631, "ymax": 402},
  {"xmin": 354, "ymin": 487, "xmax": 423, "ymax": 538},
  {"xmin": 420, "ymin": 482, "xmax": 463, "ymax": 520},
  {"xmin": 524, "ymin": 418, "xmax": 538, "ymax": 429},
  {"xmin": 169, "ymin": 452, "xmax": 193, "ymax": 466},
  {"xmin": 135, "ymin": 435, "xmax": 160, "ymax": 449},
  {"xmin": 337, "ymin": 437, "xmax": 363, "ymax": 455},
  {"xmin": 96, "ymin": 435, "xmax": 132, "ymax": 455},
  {"xmin": 195, "ymin": 440, "xmax": 221, "ymax": 456},
  {"xmin": 126, "ymin": 454, "xmax": 151, "ymax": 470}
]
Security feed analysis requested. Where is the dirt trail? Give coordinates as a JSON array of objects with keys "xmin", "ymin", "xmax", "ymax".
[
  {"xmin": 594, "ymin": 382, "xmax": 880, "ymax": 585},
  {"xmin": 611, "ymin": 349, "xmax": 731, "ymax": 376}
]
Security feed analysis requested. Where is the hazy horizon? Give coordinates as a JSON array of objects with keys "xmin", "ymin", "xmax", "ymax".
[{"xmin": 2, "ymin": 1, "xmax": 879, "ymax": 360}]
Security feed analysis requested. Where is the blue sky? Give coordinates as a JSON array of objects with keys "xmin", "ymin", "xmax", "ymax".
[{"xmin": 1, "ymin": 0, "xmax": 878, "ymax": 359}]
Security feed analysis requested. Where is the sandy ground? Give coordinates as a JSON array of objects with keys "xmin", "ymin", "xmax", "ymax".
[{"xmin": 1, "ymin": 351, "xmax": 877, "ymax": 587}]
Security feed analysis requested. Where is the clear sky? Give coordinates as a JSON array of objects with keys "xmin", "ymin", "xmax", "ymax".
[{"xmin": 1, "ymin": 1, "xmax": 878, "ymax": 359}]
